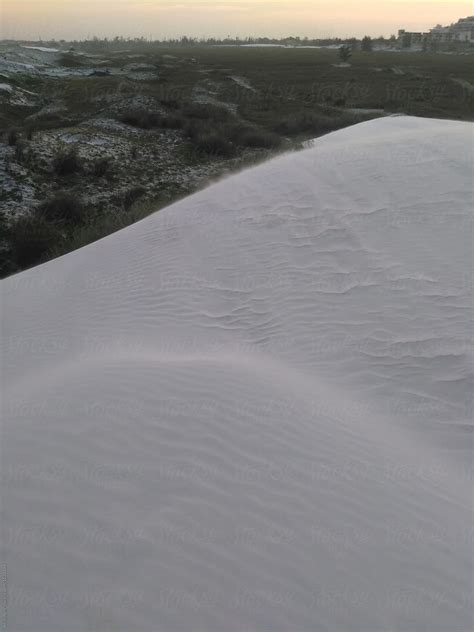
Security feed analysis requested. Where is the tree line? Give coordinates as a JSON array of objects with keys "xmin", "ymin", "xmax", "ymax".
[{"xmin": 19, "ymin": 34, "xmax": 395, "ymax": 52}]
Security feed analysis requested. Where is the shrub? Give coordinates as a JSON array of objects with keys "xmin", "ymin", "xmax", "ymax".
[
  {"xmin": 361, "ymin": 36, "xmax": 373, "ymax": 52},
  {"xmin": 183, "ymin": 119, "xmax": 236, "ymax": 157},
  {"xmin": 123, "ymin": 186, "xmax": 146, "ymax": 209},
  {"xmin": 7, "ymin": 129, "xmax": 19, "ymax": 146},
  {"xmin": 158, "ymin": 114, "xmax": 185, "ymax": 129},
  {"xmin": 0, "ymin": 210, "xmax": 12, "ymax": 277},
  {"xmin": 119, "ymin": 109, "xmax": 160, "ymax": 129},
  {"xmin": 25, "ymin": 111, "xmax": 67, "ymax": 132},
  {"xmin": 53, "ymin": 148, "xmax": 81, "ymax": 176},
  {"xmin": 36, "ymin": 192, "xmax": 88, "ymax": 225},
  {"xmin": 184, "ymin": 119, "xmax": 206, "ymax": 141},
  {"xmin": 194, "ymin": 133, "xmax": 236, "ymax": 157},
  {"xmin": 91, "ymin": 157, "xmax": 111, "ymax": 177},
  {"xmin": 14, "ymin": 140, "xmax": 28, "ymax": 163},
  {"xmin": 112, "ymin": 186, "xmax": 147, "ymax": 210},
  {"xmin": 160, "ymin": 98, "xmax": 181, "ymax": 109},
  {"xmin": 183, "ymin": 115, "xmax": 281, "ymax": 157},
  {"xmin": 238, "ymin": 128, "xmax": 282, "ymax": 149},
  {"xmin": 8, "ymin": 214, "xmax": 63, "ymax": 269},
  {"xmin": 224, "ymin": 123, "xmax": 281, "ymax": 149},
  {"xmin": 182, "ymin": 103, "xmax": 232, "ymax": 122},
  {"xmin": 274, "ymin": 111, "xmax": 359, "ymax": 136},
  {"xmin": 59, "ymin": 53, "xmax": 84, "ymax": 68},
  {"xmin": 339, "ymin": 45, "xmax": 352, "ymax": 62}
]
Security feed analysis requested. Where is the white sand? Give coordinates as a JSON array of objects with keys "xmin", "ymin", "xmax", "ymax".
[
  {"xmin": 21, "ymin": 46, "xmax": 60, "ymax": 53},
  {"xmin": 2, "ymin": 116, "xmax": 473, "ymax": 631}
]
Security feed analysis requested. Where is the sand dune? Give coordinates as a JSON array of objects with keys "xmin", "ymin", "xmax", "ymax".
[{"xmin": 3, "ymin": 116, "xmax": 473, "ymax": 631}]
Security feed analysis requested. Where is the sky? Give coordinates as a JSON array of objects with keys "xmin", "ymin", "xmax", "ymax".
[{"xmin": 1, "ymin": 0, "xmax": 471, "ymax": 41}]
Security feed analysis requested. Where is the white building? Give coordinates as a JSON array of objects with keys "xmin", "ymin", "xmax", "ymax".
[
  {"xmin": 429, "ymin": 16, "xmax": 474, "ymax": 43},
  {"xmin": 398, "ymin": 16, "xmax": 474, "ymax": 48}
]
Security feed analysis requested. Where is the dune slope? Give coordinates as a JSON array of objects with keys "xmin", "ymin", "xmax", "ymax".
[{"xmin": 2, "ymin": 116, "xmax": 473, "ymax": 631}]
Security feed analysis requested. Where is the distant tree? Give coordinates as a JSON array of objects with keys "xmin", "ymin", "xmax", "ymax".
[
  {"xmin": 339, "ymin": 45, "xmax": 352, "ymax": 62},
  {"xmin": 361, "ymin": 36, "xmax": 373, "ymax": 52},
  {"xmin": 348, "ymin": 37, "xmax": 358, "ymax": 52},
  {"xmin": 180, "ymin": 36, "xmax": 196, "ymax": 46}
]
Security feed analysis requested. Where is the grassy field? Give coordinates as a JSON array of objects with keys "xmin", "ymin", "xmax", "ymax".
[
  {"xmin": 1, "ymin": 44, "xmax": 473, "ymax": 276},
  {"xmin": 128, "ymin": 46, "xmax": 474, "ymax": 122},
  {"xmin": 2, "ymin": 46, "xmax": 473, "ymax": 130}
]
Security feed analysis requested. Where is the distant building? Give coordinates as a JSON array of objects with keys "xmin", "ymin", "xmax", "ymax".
[
  {"xmin": 429, "ymin": 16, "xmax": 474, "ymax": 43},
  {"xmin": 397, "ymin": 30, "xmax": 424, "ymax": 49},
  {"xmin": 398, "ymin": 16, "xmax": 474, "ymax": 49}
]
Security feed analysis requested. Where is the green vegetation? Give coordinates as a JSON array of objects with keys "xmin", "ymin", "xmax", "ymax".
[
  {"xmin": 236, "ymin": 127, "xmax": 282, "ymax": 149},
  {"xmin": 273, "ymin": 110, "xmax": 367, "ymax": 136},
  {"xmin": 6, "ymin": 214, "xmax": 64, "ymax": 270},
  {"xmin": 1, "ymin": 192, "xmax": 89, "ymax": 274},
  {"xmin": 183, "ymin": 118, "xmax": 282, "ymax": 156},
  {"xmin": 116, "ymin": 101, "xmax": 282, "ymax": 157},
  {"xmin": 339, "ymin": 46, "xmax": 352, "ymax": 63},
  {"xmin": 119, "ymin": 109, "xmax": 161, "ymax": 129},
  {"xmin": 181, "ymin": 103, "xmax": 232, "ymax": 121},
  {"xmin": 119, "ymin": 108, "xmax": 186, "ymax": 130},
  {"xmin": 90, "ymin": 157, "xmax": 112, "ymax": 178},
  {"xmin": 7, "ymin": 129, "xmax": 19, "ymax": 146},
  {"xmin": 1, "ymin": 42, "xmax": 473, "ymax": 277},
  {"xmin": 361, "ymin": 36, "xmax": 373, "ymax": 53},
  {"xmin": 36, "ymin": 192, "xmax": 88, "ymax": 225},
  {"xmin": 111, "ymin": 186, "xmax": 147, "ymax": 210},
  {"xmin": 53, "ymin": 148, "xmax": 82, "ymax": 176},
  {"xmin": 59, "ymin": 52, "xmax": 87, "ymax": 68}
]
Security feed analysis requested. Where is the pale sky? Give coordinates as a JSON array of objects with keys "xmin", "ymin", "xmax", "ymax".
[{"xmin": 1, "ymin": 0, "xmax": 472, "ymax": 40}]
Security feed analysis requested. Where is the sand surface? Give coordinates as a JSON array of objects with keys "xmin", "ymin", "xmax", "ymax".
[{"xmin": 2, "ymin": 116, "xmax": 473, "ymax": 631}]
